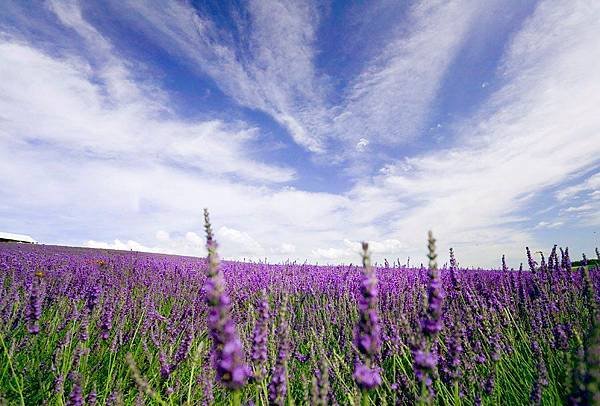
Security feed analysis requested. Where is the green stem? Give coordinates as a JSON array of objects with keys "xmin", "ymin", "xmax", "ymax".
[
  {"xmin": 0, "ymin": 333, "xmax": 25, "ymax": 406},
  {"xmin": 361, "ymin": 390, "xmax": 370, "ymax": 406},
  {"xmin": 231, "ymin": 390, "xmax": 241, "ymax": 406}
]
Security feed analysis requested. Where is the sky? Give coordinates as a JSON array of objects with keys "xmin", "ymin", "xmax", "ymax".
[{"xmin": 1, "ymin": 0, "xmax": 599, "ymax": 268}]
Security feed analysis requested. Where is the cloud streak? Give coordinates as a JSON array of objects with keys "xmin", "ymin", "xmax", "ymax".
[
  {"xmin": 332, "ymin": 0, "xmax": 483, "ymax": 148},
  {"xmin": 0, "ymin": 4, "xmax": 295, "ymax": 184},
  {"xmin": 103, "ymin": 0, "xmax": 491, "ymax": 158},
  {"xmin": 1, "ymin": 0, "xmax": 599, "ymax": 268},
  {"xmin": 327, "ymin": 0, "xmax": 600, "ymax": 264}
]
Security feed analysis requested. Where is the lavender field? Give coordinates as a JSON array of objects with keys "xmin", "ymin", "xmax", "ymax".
[{"xmin": 0, "ymin": 215, "xmax": 599, "ymax": 405}]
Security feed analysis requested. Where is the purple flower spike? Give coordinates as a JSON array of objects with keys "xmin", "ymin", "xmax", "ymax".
[
  {"xmin": 251, "ymin": 289, "xmax": 270, "ymax": 382},
  {"xmin": 269, "ymin": 302, "xmax": 291, "ymax": 406},
  {"xmin": 311, "ymin": 348, "xmax": 330, "ymax": 405},
  {"xmin": 26, "ymin": 273, "xmax": 43, "ymax": 334},
  {"xmin": 99, "ymin": 302, "xmax": 113, "ymax": 341},
  {"xmin": 530, "ymin": 341, "xmax": 548, "ymax": 405},
  {"xmin": 203, "ymin": 209, "xmax": 251, "ymax": 391},
  {"xmin": 67, "ymin": 382, "xmax": 84, "ymax": 406},
  {"xmin": 353, "ymin": 242, "xmax": 382, "ymax": 391},
  {"xmin": 174, "ymin": 331, "xmax": 193, "ymax": 367},
  {"xmin": 86, "ymin": 284, "xmax": 100, "ymax": 313},
  {"xmin": 449, "ymin": 248, "xmax": 461, "ymax": 291},
  {"xmin": 413, "ymin": 231, "xmax": 444, "ymax": 401},
  {"xmin": 353, "ymin": 363, "xmax": 382, "ymax": 390}
]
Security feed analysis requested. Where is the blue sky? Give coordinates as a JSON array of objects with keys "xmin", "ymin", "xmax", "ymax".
[{"xmin": 1, "ymin": 0, "xmax": 599, "ymax": 267}]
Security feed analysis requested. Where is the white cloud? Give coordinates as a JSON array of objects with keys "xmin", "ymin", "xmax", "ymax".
[
  {"xmin": 329, "ymin": 0, "xmax": 600, "ymax": 266},
  {"xmin": 85, "ymin": 239, "xmax": 162, "ymax": 253},
  {"xmin": 332, "ymin": 0, "xmax": 485, "ymax": 148},
  {"xmin": 184, "ymin": 232, "xmax": 203, "ymax": 247},
  {"xmin": 217, "ymin": 226, "xmax": 264, "ymax": 257},
  {"xmin": 270, "ymin": 243, "xmax": 296, "ymax": 255},
  {"xmin": 107, "ymin": 0, "xmax": 328, "ymax": 152},
  {"xmin": 2, "ymin": 0, "xmax": 599, "ymax": 268},
  {"xmin": 155, "ymin": 230, "xmax": 170, "ymax": 242},
  {"xmin": 87, "ymin": 231, "xmax": 204, "ymax": 257},
  {"xmin": 100, "ymin": 0, "xmax": 495, "ymax": 158},
  {"xmin": 565, "ymin": 204, "xmax": 593, "ymax": 213},
  {"xmin": 0, "ymin": 6, "xmax": 295, "ymax": 184},
  {"xmin": 312, "ymin": 238, "xmax": 404, "ymax": 263},
  {"xmin": 535, "ymin": 221, "xmax": 564, "ymax": 229},
  {"xmin": 555, "ymin": 172, "xmax": 600, "ymax": 201},
  {"xmin": 355, "ymin": 138, "xmax": 369, "ymax": 152}
]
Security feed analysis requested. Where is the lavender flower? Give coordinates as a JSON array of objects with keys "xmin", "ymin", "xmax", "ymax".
[
  {"xmin": 552, "ymin": 323, "xmax": 569, "ymax": 351},
  {"xmin": 441, "ymin": 332, "xmax": 463, "ymax": 385},
  {"xmin": 54, "ymin": 374, "xmax": 64, "ymax": 395},
  {"xmin": 539, "ymin": 252, "xmax": 547, "ymax": 272},
  {"xmin": 424, "ymin": 234, "xmax": 444, "ymax": 336},
  {"xmin": 67, "ymin": 383, "xmax": 84, "ymax": 406},
  {"xmin": 87, "ymin": 389, "xmax": 97, "ymax": 405},
  {"xmin": 564, "ymin": 247, "xmax": 572, "ymax": 270},
  {"xmin": 99, "ymin": 302, "xmax": 113, "ymax": 341},
  {"xmin": 107, "ymin": 391, "xmax": 122, "ymax": 406},
  {"xmin": 530, "ymin": 341, "xmax": 548, "ymax": 405},
  {"xmin": 526, "ymin": 247, "xmax": 536, "ymax": 272},
  {"xmin": 86, "ymin": 284, "xmax": 100, "ymax": 313},
  {"xmin": 311, "ymin": 348, "xmax": 330, "ymax": 406},
  {"xmin": 203, "ymin": 209, "xmax": 251, "ymax": 391},
  {"xmin": 413, "ymin": 231, "xmax": 444, "ymax": 402},
  {"xmin": 251, "ymin": 289, "xmax": 270, "ymax": 382},
  {"xmin": 352, "ymin": 242, "xmax": 382, "ymax": 390},
  {"xmin": 582, "ymin": 313, "xmax": 600, "ymax": 405},
  {"xmin": 79, "ymin": 311, "xmax": 89, "ymax": 342},
  {"xmin": 173, "ymin": 331, "xmax": 193, "ymax": 367},
  {"xmin": 449, "ymin": 248, "xmax": 461, "ymax": 291},
  {"xmin": 268, "ymin": 301, "xmax": 291, "ymax": 406},
  {"xmin": 549, "ymin": 245, "xmax": 559, "ymax": 271},
  {"xmin": 26, "ymin": 273, "xmax": 43, "ymax": 334},
  {"xmin": 484, "ymin": 371, "xmax": 496, "ymax": 395},
  {"xmin": 159, "ymin": 351, "xmax": 172, "ymax": 380}
]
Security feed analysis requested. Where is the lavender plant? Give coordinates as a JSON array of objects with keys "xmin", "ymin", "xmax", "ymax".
[
  {"xmin": 412, "ymin": 231, "xmax": 444, "ymax": 404},
  {"xmin": 203, "ymin": 209, "xmax": 251, "ymax": 404},
  {"xmin": 0, "ymin": 228, "xmax": 598, "ymax": 404}
]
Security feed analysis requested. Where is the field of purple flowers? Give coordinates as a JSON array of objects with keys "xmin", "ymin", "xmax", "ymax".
[{"xmin": 0, "ymin": 212, "xmax": 599, "ymax": 405}]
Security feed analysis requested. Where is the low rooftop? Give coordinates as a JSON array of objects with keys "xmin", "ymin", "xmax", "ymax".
[{"xmin": 0, "ymin": 232, "xmax": 37, "ymax": 244}]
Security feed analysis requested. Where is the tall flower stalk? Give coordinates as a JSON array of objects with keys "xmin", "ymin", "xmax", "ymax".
[
  {"xmin": 449, "ymin": 248, "xmax": 461, "ymax": 292},
  {"xmin": 203, "ymin": 209, "xmax": 250, "ymax": 404},
  {"xmin": 26, "ymin": 271, "xmax": 43, "ymax": 334},
  {"xmin": 413, "ymin": 231, "xmax": 444, "ymax": 405},
  {"xmin": 311, "ymin": 344, "xmax": 330, "ymax": 406},
  {"xmin": 268, "ymin": 297, "xmax": 291, "ymax": 406},
  {"xmin": 251, "ymin": 289, "xmax": 270, "ymax": 383},
  {"xmin": 353, "ymin": 242, "xmax": 382, "ymax": 404},
  {"xmin": 529, "ymin": 341, "xmax": 548, "ymax": 405}
]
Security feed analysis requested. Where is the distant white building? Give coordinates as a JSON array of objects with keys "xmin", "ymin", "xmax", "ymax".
[{"xmin": 0, "ymin": 232, "xmax": 37, "ymax": 244}]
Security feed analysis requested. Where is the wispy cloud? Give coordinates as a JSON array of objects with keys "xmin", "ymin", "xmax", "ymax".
[
  {"xmin": 535, "ymin": 221, "xmax": 563, "ymax": 229},
  {"xmin": 102, "ymin": 0, "xmax": 491, "ymax": 158},
  {"xmin": 332, "ymin": 0, "xmax": 483, "ymax": 148},
  {"xmin": 0, "ymin": 2, "xmax": 295, "ymax": 184},
  {"xmin": 1, "ymin": 0, "xmax": 598, "ymax": 267},
  {"xmin": 313, "ymin": 0, "xmax": 600, "ymax": 265},
  {"xmin": 555, "ymin": 172, "xmax": 600, "ymax": 201},
  {"xmin": 108, "ymin": 0, "xmax": 329, "ymax": 152}
]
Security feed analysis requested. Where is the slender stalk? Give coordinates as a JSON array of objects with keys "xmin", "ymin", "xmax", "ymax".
[
  {"xmin": 0, "ymin": 333, "xmax": 25, "ymax": 406},
  {"xmin": 231, "ymin": 390, "xmax": 241, "ymax": 406},
  {"xmin": 361, "ymin": 390, "xmax": 370, "ymax": 406}
]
